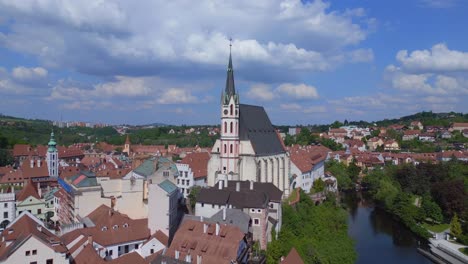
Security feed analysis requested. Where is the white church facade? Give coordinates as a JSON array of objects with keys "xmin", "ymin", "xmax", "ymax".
[{"xmin": 207, "ymin": 52, "xmax": 291, "ymax": 196}]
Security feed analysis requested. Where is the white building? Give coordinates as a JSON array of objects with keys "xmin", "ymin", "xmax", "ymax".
[
  {"xmin": 46, "ymin": 132, "xmax": 59, "ymax": 178},
  {"xmin": 176, "ymin": 152, "xmax": 210, "ymax": 198},
  {"xmin": 148, "ymin": 179, "xmax": 180, "ymax": 240},
  {"xmin": 0, "ymin": 187, "xmax": 15, "ymax": 229},
  {"xmin": 288, "ymin": 146, "xmax": 327, "ymax": 193},
  {"xmin": 207, "ymin": 52, "xmax": 291, "ymax": 196},
  {"xmin": 0, "ymin": 211, "xmax": 68, "ymax": 263}
]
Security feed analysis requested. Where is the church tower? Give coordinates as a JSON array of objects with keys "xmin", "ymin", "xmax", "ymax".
[
  {"xmin": 219, "ymin": 48, "xmax": 240, "ymax": 182},
  {"xmin": 123, "ymin": 134, "xmax": 131, "ymax": 156},
  {"xmin": 46, "ymin": 131, "xmax": 59, "ymax": 177}
]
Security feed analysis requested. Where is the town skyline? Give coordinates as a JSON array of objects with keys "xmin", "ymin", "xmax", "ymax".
[{"xmin": 1, "ymin": 0, "xmax": 468, "ymax": 125}]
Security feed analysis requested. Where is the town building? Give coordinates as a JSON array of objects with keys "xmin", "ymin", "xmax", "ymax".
[
  {"xmin": 207, "ymin": 52, "xmax": 291, "ymax": 196},
  {"xmin": 0, "ymin": 211, "xmax": 68, "ymax": 263},
  {"xmin": 288, "ymin": 145, "xmax": 329, "ymax": 193},
  {"xmin": 176, "ymin": 152, "xmax": 210, "ymax": 198},
  {"xmin": 148, "ymin": 179, "xmax": 181, "ymax": 240},
  {"xmin": 0, "ymin": 186, "xmax": 15, "ymax": 229}
]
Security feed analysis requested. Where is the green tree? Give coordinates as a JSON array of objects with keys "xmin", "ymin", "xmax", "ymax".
[
  {"xmin": 346, "ymin": 160, "xmax": 361, "ymax": 182},
  {"xmin": 422, "ymin": 196, "xmax": 443, "ymax": 223},
  {"xmin": 187, "ymin": 186, "xmax": 202, "ymax": 211},
  {"xmin": 451, "ymin": 213, "xmax": 462, "ymax": 237}
]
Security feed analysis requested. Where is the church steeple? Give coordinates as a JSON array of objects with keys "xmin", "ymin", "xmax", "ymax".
[
  {"xmin": 225, "ymin": 51, "xmax": 235, "ymax": 97},
  {"xmin": 46, "ymin": 130, "xmax": 59, "ymax": 178}
]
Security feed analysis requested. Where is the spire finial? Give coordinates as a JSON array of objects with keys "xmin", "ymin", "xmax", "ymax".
[{"xmin": 229, "ymin": 37, "xmax": 232, "ymax": 54}]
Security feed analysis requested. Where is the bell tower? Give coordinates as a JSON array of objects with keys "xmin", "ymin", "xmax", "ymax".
[
  {"xmin": 46, "ymin": 131, "xmax": 59, "ymax": 177},
  {"xmin": 219, "ymin": 42, "xmax": 240, "ymax": 182}
]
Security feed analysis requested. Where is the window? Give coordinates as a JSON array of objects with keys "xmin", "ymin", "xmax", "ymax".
[
  {"xmin": 150, "ymin": 249, "xmax": 155, "ymax": 254},
  {"xmin": 230, "ymin": 122, "xmax": 233, "ymax": 133},
  {"xmin": 25, "ymin": 250, "xmax": 30, "ymax": 256},
  {"xmin": 3, "ymin": 212, "xmax": 7, "ymax": 218},
  {"xmin": 224, "ymin": 122, "xmax": 227, "ymax": 133},
  {"xmin": 224, "ymin": 144, "xmax": 227, "ymax": 153},
  {"xmin": 212, "ymin": 204, "xmax": 215, "ymax": 208},
  {"xmin": 37, "ymin": 209, "xmax": 42, "ymax": 214},
  {"xmin": 124, "ymin": 245, "xmax": 129, "ymax": 253},
  {"xmin": 32, "ymin": 250, "xmax": 37, "ymax": 255},
  {"xmin": 185, "ymin": 171, "xmax": 188, "ymax": 177},
  {"xmin": 29, "ymin": 262, "xmax": 37, "ymax": 264},
  {"xmin": 135, "ymin": 244, "xmax": 139, "ymax": 249},
  {"xmin": 3, "ymin": 203, "xmax": 7, "ymax": 208},
  {"xmin": 201, "ymin": 203, "xmax": 204, "ymax": 207},
  {"xmin": 177, "ymin": 179, "xmax": 180, "ymax": 184},
  {"xmin": 254, "ymin": 218, "xmax": 260, "ymax": 225},
  {"xmin": 230, "ymin": 144, "xmax": 233, "ymax": 154},
  {"xmin": 230, "ymin": 104, "xmax": 233, "ymax": 115},
  {"xmin": 187, "ymin": 180, "xmax": 190, "ymax": 186},
  {"xmin": 109, "ymin": 250, "xmax": 113, "ymax": 256},
  {"xmin": 46, "ymin": 259, "xmax": 53, "ymax": 264},
  {"xmin": 257, "ymin": 209, "xmax": 261, "ymax": 213},
  {"xmin": 163, "ymin": 171, "xmax": 169, "ymax": 177}
]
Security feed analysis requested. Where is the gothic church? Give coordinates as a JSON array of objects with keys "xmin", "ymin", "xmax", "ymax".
[{"xmin": 207, "ymin": 52, "xmax": 291, "ymax": 196}]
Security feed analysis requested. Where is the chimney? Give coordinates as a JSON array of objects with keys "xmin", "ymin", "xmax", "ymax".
[
  {"xmin": 224, "ymin": 179, "xmax": 228, "ymax": 188},
  {"xmin": 37, "ymin": 159, "xmax": 41, "ymax": 168},
  {"xmin": 218, "ymin": 180, "xmax": 223, "ymax": 190},
  {"xmin": 30, "ymin": 159, "xmax": 34, "ymax": 168},
  {"xmin": 215, "ymin": 222, "xmax": 220, "ymax": 236},
  {"xmin": 250, "ymin": 180, "xmax": 254, "ymax": 190},
  {"xmin": 37, "ymin": 225, "xmax": 42, "ymax": 232},
  {"xmin": 236, "ymin": 182, "xmax": 240, "ymax": 192},
  {"xmin": 37, "ymin": 183, "xmax": 42, "ymax": 198},
  {"xmin": 223, "ymin": 207, "xmax": 226, "ymax": 221},
  {"xmin": 175, "ymin": 250, "xmax": 180, "ymax": 259},
  {"xmin": 200, "ymin": 216, "xmax": 203, "ymax": 222},
  {"xmin": 87, "ymin": 235, "xmax": 93, "ymax": 245},
  {"xmin": 203, "ymin": 223, "xmax": 208, "ymax": 234}
]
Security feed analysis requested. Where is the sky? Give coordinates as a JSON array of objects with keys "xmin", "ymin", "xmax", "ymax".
[{"xmin": 0, "ymin": 0, "xmax": 468, "ymax": 125}]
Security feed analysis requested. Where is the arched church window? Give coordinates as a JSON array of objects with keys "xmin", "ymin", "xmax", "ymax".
[
  {"xmin": 230, "ymin": 144, "xmax": 233, "ymax": 153},
  {"xmin": 230, "ymin": 122, "xmax": 233, "ymax": 133},
  {"xmin": 230, "ymin": 104, "xmax": 233, "ymax": 115},
  {"xmin": 224, "ymin": 122, "xmax": 227, "ymax": 133},
  {"xmin": 224, "ymin": 144, "xmax": 227, "ymax": 153}
]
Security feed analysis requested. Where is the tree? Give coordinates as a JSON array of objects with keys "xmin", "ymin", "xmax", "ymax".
[
  {"xmin": 0, "ymin": 149, "xmax": 13, "ymax": 166},
  {"xmin": 187, "ymin": 186, "xmax": 202, "ymax": 211},
  {"xmin": 347, "ymin": 160, "xmax": 361, "ymax": 182},
  {"xmin": 422, "ymin": 196, "xmax": 443, "ymax": 223},
  {"xmin": 451, "ymin": 213, "xmax": 462, "ymax": 238}
]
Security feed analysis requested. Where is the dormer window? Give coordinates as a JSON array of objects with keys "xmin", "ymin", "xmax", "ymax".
[
  {"xmin": 163, "ymin": 171, "xmax": 169, "ymax": 177},
  {"xmin": 123, "ymin": 223, "xmax": 129, "ymax": 228},
  {"xmin": 113, "ymin": 225, "xmax": 118, "ymax": 230},
  {"xmin": 102, "ymin": 226, "xmax": 108, "ymax": 231}
]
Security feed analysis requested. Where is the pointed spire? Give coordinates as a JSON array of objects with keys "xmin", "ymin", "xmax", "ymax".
[
  {"xmin": 48, "ymin": 130, "xmax": 57, "ymax": 153},
  {"xmin": 225, "ymin": 38, "xmax": 236, "ymax": 97}
]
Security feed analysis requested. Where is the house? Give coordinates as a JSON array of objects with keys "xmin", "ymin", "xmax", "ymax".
[
  {"xmin": 207, "ymin": 53, "xmax": 290, "ymax": 197},
  {"xmin": 288, "ymin": 145, "xmax": 329, "ymax": 192},
  {"xmin": 0, "ymin": 186, "xmax": 15, "ymax": 230},
  {"xmin": 195, "ymin": 181, "xmax": 282, "ymax": 250},
  {"xmin": 419, "ymin": 133, "xmax": 436, "ymax": 142},
  {"xmin": 148, "ymin": 179, "xmax": 181, "ymax": 241},
  {"xmin": 410, "ymin": 121, "xmax": 423, "ymax": 130},
  {"xmin": 16, "ymin": 181, "xmax": 49, "ymax": 221},
  {"xmin": 343, "ymin": 139, "xmax": 366, "ymax": 152},
  {"xmin": 176, "ymin": 152, "xmax": 210, "ymax": 198},
  {"xmin": 402, "ymin": 130, "xmax": 420, "ymax": 141},
  {"xmin": 135, "ymin": 230, "xmax": 168, "ymax": 259},
  {"xmin": 367, "ymin": 137, "xmax": 384, "ymax": 151},
  {"xmin": 384, "ymin": 140, "xmax": 400, "ymax": 151},
  {"xmin": 281, "ymin": 247, "xmax": 305, "ymax": 264},
  {"xmin": 441, "ymin": 131, "xmax": 452, "ymax": 139},
  {"xmin": 165, "ymin": 219, "xmax": 249, "ymax": 264},
  {"xmin": 0, "ymin": 212, "xmax": 68, "ymax": 263},
  {"xmin": 451, "ymin": 123, "xmax": 468, "ymax": 132},
  {"xmin": 288, "ymin": 127, "xmax": 301, "ymax": 136},
  {"xmin": 61, "ymin": 204, "xmax": 150, "ymax": 261},
  {"xmin": 438, "ymin": 151, "xmax": 468, "ymax": 162}
]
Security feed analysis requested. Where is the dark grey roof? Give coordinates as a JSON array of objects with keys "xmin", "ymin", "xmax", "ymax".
[
  {"xmin": 197, "ymin": 188, "xmax": 230, "ymax": 205},
  {"xmin": 224, "ymin": 181, "xmax": 283, "ymax": 202},
  {"xmin": 196, "ymin": 186, "xmax": 269, "ymax": 209},
  {"xmin": 225, "ymin": 52, "xmax": 235, "ymax": 97},
  {"xmin": 239, "ymin": 104, "xmax": 285, "ymax": 156},
  {"xmin": 211, "ymin": 208, "xmax": 251, "ymax": 234}
]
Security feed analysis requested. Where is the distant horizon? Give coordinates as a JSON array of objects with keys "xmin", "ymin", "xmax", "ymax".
[{"xmin": 2, "ymin": 110, "xmax": 466, "ymax": 128}]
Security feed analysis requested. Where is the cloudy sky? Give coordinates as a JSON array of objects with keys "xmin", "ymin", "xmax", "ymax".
[{"xmin": 0, "ymin": 0, "xmax": 467, "ymax": 125}]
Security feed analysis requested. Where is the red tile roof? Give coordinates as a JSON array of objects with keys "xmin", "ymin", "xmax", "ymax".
[
  {"xmin": 180, "ymin": 152, "xmax": 210, "ymax": 179},
  {"xmin": 282, "ymin": 247, "xmax": 304, "ymax": 264}
]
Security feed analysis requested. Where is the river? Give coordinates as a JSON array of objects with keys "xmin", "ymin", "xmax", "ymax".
[{"xmin": 344, "ymin": 192, "xmax": 433, "ymax": 264}]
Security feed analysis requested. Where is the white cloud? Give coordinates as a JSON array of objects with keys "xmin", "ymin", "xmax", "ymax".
[
  {"xmin": 157, "ymin": 88, "xmax": 198, "ymax": 104},
  {"xmin": 0, "ymin": 0, "xmax": 374, "ymax": 81},
  {"xmin": 280, "ymin": 103, "xmax": 325, "ymax": 113},
  {"xmin": 12, "ymin": 66, "xmax": 47, "ymax": 80},
  {"xmin": 246, "ymin": 84, "xmax": 276, "ymax": 101},
  {"xmin": 396, "ymin": 43, "xmax": 468, "ymax": 73},
  {"xmin": 277, "ymin": 83, "xmax": 319, "ymax": 99}
]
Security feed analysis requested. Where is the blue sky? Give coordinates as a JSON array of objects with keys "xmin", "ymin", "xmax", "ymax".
[{"xmin": 0, "ymin": 0, "xmax": 467, "ymax": 125}]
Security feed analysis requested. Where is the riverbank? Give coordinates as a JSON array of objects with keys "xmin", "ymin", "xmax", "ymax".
[{"xmin": 344, "ymin": 192, "xmax": 432, "ymax": 264}]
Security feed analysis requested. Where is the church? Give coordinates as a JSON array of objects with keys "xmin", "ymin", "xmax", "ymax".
[{"xmin": 207, "ymin": 51, "xmax": 291, "ymax": 197}]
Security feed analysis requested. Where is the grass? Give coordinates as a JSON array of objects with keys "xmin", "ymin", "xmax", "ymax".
[
  {"xmin": 422, "ymin": 222, "xmax": 450, "ymax": 233},
  {"xmin": 459, "ymin": 247, "xmax": 468, "ymax": 256}
]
